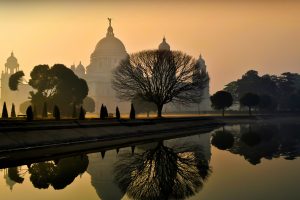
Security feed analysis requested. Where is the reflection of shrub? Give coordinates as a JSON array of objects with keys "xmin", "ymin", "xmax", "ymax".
[
  {"xmin": 241, "ymin": 132, "xmax": 261, "ymax": 146},
  {"xmin": 211, "ymin": 130, "xmax": 234, "ymax": 150}
]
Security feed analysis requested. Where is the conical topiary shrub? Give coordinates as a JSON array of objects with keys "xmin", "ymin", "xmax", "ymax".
[
  {"xmin": 104, "ymin": 106, "xmax": 108, "ymax": 118},
  {"xmin": 2, "ymin": 102, "xmax": 8, "ymax": 119},
  {"xmin": 130, "ymin": 103, "xmax": 135, "ymax": 120},
  {"xmin": 26, "ymin": 105, "xmax": 33, "ymax": 121},
  {"xmin": 116, "ymin": 106, "xmax": 120, "ymax": 120},
  {"xmin": 11, "ymin": 103, "xmax": 16, "ymax": 118},
  {"xmin": 100, "ymin": 104, "xmax": 105, "ymax": 120}
]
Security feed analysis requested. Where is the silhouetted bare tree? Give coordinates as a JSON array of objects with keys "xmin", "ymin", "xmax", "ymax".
[{"xmin": 112, "ymin": 50, "xmax": 209, "ymax": 117}]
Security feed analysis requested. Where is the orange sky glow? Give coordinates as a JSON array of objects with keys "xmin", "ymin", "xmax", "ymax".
[{"xmin": 0, "ymin": 0, "xmax": 299, "ymax": 93}]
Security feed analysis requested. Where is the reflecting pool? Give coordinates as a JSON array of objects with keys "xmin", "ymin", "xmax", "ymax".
[{"xmin": 1, "ymin": 122, "xmax": 300, "ymax": 200}]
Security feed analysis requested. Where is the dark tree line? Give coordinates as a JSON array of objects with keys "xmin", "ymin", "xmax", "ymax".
[{"xmin": 224, "ymin": 70, "xmax": 300, "ymax": 111}]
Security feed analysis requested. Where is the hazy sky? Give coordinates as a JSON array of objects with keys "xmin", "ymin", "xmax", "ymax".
[{"xmin": 0, "ymin": 0, "xmax": 299, "ymax": 93}]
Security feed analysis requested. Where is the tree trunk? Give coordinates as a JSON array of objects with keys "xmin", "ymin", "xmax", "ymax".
[
  {"xmin": 222, "ymin": 108, "xmax": 225, "ymax": 117},
  {"xmin": 249, "ymin": 106, "xmax": 252, "ymax": 116},
  {"xmin": 157, "ymin": 105, "xmax": 163, "ymax": 118}
]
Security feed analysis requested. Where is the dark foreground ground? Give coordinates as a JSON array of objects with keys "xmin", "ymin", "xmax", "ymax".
[{"xmin": 0, "ymin": 114, "xmax": 299, "ymax": 168}]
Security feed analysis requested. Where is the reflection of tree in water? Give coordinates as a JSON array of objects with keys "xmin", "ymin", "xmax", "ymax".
[
  {"xmin": 213, "ymin": 124, "xmax": 300, "ymax": 165},
  {"xmin": 227, "ymin": 125, "xmax": 280, "ymax": 165},
  {"xmin": 211, "ymin": 129, "xmax": 234, "ymax": 150},
  {"xmin": 114, "ymin": 142, "xmax": 211, "ymax": 200},
  {"xmin": 29, "ymin": 155, "xmax": 89, "ymax": 189}
]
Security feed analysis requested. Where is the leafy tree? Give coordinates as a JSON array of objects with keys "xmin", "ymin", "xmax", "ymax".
[
  {"xmin": 224, "ymin": 70, "xmax": 300, "ymax": 112},
  {"xmin": 11, "ymin": 103, "xmax": 16, "ymax": 118},
  {"xmin": 79, "ymin": 106, "xmax": 85, "ymax": 120},
  {"xmin": 42, "ymin": 102, "xmax": 48, "ymax": 118},
  {"xmin": 83, "ymin": 96, "xmax": 95, "ymax": 113},
  {"xmin": 224, "ymin": 81, "xmax": 239, "ymax": 103},
  {"xmin": 210, "ymin": 91, "xmax": 233, "ymax": 116},
  {"xmin": 53, "ymin": 105, "xmax": 60, "ymax": 120},
  {"xmin": 288, "ymin": 91, "xmax": 300, "ymax": 111},
  {"xmin": 9, "ymin": 64, "xmax": 88, "ymax": 116},
  {"xmin": 2, "ymin": 102, "xmax": 8, "ymax": 119},
  {"xmin": 26, "ymin": 106, "xmax": 34, "ymax": 121},
  {"xmin": 9, "ymin": 71, "xmax": 25, "ymax": 90},
  {"xmin": 258, "ymin": 94, "xmax": 277, "ymax": 112},
  {"xmin": 239, "ymin": 93, "xmax": 260, "ymax": 116},
  {"xmin": 116, "ymin": 106, "xmax": 120, "ymax": 120},
  {"xmin": 130, "ymin": 103, "xmax": 135, "ymax": 120},
  {"xmin": 112, "ymin": 50, "xmax": 209, "ymax": 117}
]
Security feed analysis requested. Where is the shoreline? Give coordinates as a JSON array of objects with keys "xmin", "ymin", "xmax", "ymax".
[{"xmin": 0, "ymin": 114, "xmax": 299, "ymax": 168}]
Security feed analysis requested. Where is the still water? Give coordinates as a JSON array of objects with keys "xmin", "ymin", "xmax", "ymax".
[{"xmin": 1, "ymin": 123, "xmax": 300, "ymax": 200}]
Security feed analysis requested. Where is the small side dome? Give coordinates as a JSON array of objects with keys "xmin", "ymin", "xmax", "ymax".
[
  {"xmin": 76, "ymin": 61, "xmax": 85, "ymax": 75},
  {"xmin": 158, "ymin": 37, "xmax": 170, "ymax": 51},
  {"xmin": 5, "ymin": 52, "xmax": 19, "ymax": 69}
]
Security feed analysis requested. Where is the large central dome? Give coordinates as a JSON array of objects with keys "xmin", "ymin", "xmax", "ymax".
[
  {"xmin": 90, "ymin": 19, "xmax": 127, "ymax": 60},
  {"xmin": 91, "ymin": 36, "xmax": 126, "ymax": 58}
]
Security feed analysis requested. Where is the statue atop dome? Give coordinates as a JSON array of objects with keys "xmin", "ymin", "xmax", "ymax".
[
  {"xmin": 106, "ymin": 17, "xmax": 114, "ymax": 37},
  {"xmin": 108, "ymin": 18, "xmax": 112, "ymax": 26}
]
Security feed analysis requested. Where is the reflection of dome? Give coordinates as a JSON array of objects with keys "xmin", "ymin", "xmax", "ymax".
[
  {"xmin": 158, "ymin": 37, "xmax": 170, "ymax": 51},
  {"xmin": 87, "ymin": 151, "xmax": 125, "ymax": 200}
]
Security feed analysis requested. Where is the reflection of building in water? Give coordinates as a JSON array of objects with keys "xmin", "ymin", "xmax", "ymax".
[
  {"xmin": 3, "ymin": 168, "xmax": 16, "ymax": 191},
  {"xmin": 87, "ymin": 133, "xmax": 212, "ymax": 200},
  {"xmin": 87, "ymin": 150, "xmax": 126, "ymax": 200},
  {"xmin": 0, "ymin": 52, "xmax": 31, "ymax": 114}
]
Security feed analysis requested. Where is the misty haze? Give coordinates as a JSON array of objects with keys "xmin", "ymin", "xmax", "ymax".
[{"xmin": 0, "ymin": 1, "xmax": 299, "ymax": 200}]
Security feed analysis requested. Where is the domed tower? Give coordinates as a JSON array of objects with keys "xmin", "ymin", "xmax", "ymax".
[
  {"xmin": 5, "ymin": 52, "xmax": 19, "ymax": 74},
  {"xmin": 1, "ymin": 52, "xmax": 31, "ymax": 115},
  {"xmin": 75, "ymin": 61, "xmax": 85, "ymax": 78},
  {"xmin": 1, "ymin": 52, "xmax": 21, "ymax": 106},
  {"xmin": 85, "ymin": 18, "xmax": 128, "ymax": 112},
  {"xmin": 158, "ymin": 37, "xmax": 170, "ymax": 51},
  {"xmin": 194, "ymin": 54, "xmax": 210, "ymax": 111}
]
